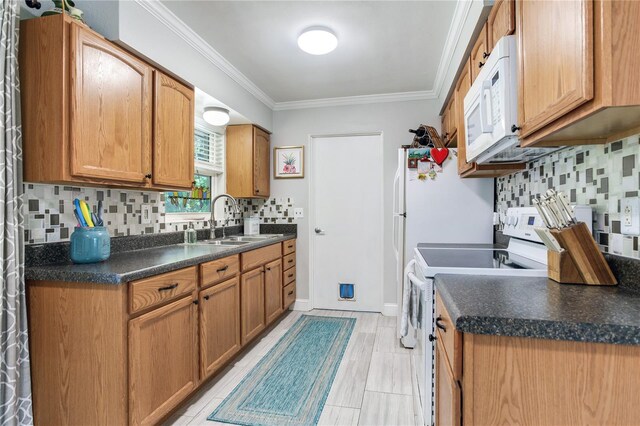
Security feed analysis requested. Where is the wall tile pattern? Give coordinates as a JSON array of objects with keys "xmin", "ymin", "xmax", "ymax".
[
  {"xmin": 496, "ymin": 133, "xmax": 640, "ymax": 258},
  {"xmin": 23, "ymin": 183, "xmax": 297, "ymax": 244}
]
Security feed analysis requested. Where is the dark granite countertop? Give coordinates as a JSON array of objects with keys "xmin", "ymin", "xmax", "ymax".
[
  {"xmin": 26, "ymin": 234, "xmax": 296, "ymax": 285},
  {"xmin": 435, "ymin": 274, "xmax": 640, "ymax": 346}
]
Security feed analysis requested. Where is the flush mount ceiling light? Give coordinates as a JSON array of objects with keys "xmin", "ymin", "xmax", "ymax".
[
  {"xmin": 203, "ymin": 106, "xmax": 230, "ymax": 126},
  {"xmin": 297, "ymin": 27, "xmax": 338, "ymax": 55}
]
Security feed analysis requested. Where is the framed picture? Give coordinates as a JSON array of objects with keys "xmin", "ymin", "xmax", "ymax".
[{"xmin": 274, "ymin": 146, "xmax": 304, "ymax": 179}]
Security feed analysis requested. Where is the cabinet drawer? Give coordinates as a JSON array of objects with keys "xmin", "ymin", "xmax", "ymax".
[
  {"xmin": 283, "ymin": 282, "xmax": 296, "ymax": 309},
  {"xmin": 435, "ymin": 292, "xmax": 462, "ymax": 379},
  {"xmin": 283, "ymin": 253, "xmax": 296, "ymax": 270},
  {"xmin": 284, "ymin": 266, "xmax": 296, "ymax": 286},
  {"xmin": 242, "ymin": 243, "xmax": 281, "ymax": 272},
  {"xmin": 283, "ymin": 239, "xmax": 296, "ymax": 255},
  {"xmin": 130, "ymin": 267, "xmax": 197, "ymax": 314},
  {"xmin": 200, "ymin": 255, "xmax": 240, "ymax": 288}
]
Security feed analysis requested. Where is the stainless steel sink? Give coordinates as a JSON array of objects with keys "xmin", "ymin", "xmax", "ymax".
[
  {"xmin": 197, "ymin": 240, "xmax": 250, "ymax": 246},
  {"xmin": 224, "ymin": 234, "xmax": 283, "ymax": 242}
]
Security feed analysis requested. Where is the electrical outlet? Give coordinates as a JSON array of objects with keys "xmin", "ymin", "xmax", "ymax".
[
  {"xmin": 294, "ymin": 208, "xmax": 304, "ymax": 218},
  {"xmin": 621, "ymin": 197, "xmax": 640, "ymax": 235},
  {"xmin": 141, "ymin": 204, "xmax": 152, "ymax": 224}
]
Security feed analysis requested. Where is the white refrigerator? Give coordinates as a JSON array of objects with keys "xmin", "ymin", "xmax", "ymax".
[{"xmin": 392, "ymin": 147, "xmax": 494, "ymax": 336}]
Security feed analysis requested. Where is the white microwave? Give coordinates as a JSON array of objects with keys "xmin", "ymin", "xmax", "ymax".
[{"xmin": 464, "ymin": 35, "xmax": 556, "ymax": 164}]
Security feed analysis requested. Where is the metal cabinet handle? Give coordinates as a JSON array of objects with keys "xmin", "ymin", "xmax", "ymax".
[
  {"xmin": 157, "ymin": 283, "xmax": 178, "ymax": 292},
  {"xmin": 288, "ymin": 273, "xmax": 294, "ymax": 278},
  {"xmin": 266, "ymin": 267, "xmax": 271, "ymax": 271},
  {"xmin": 145, "ymin": 173, "xmax": 152, "ymax": 179},
  {"xmin": 193, "ymin": 300, "xmax": 199, "ymax": 305},
  {"xmin": 511, "ymin": 124, "xmax": 521, "ymax": 133},
  {"xmin": 315, "ymin": 228, "xmax": 324, "ymax": 234},
  {"xmin": 428, "ymin": 334, "xmax": 437, "ymax": 342},
  {"xmin": 216, "ymin": 265, "xmax": 229, "ymax": 273},
  {"xmin": 435, "ymin": 316, "xmax": 447, "ymax": 332},
  {"xmin": 478, "ymin": 61, "xmax": 485, "ymax": 68},
  {"xmin": 288, "ymin": 259, "xmax": 293, "ymax": 264},
  {"xmin": 287, "ymin": 290, "xmax": 294, "ymax": 296},
  {"xmin": 204, "ymin": 295, "xmax": 210, "ymax": 301},
  {"xmin": 482, "ymin": 51, "xmax": 490, "ymax": 59}
]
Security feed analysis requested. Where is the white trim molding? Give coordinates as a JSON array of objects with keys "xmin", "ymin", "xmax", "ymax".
[
  {"xmin": 134, "ymin": 0, "xmax": 475, "ymax": 112},
  {"xmin": 382, "ymin": 303, "xmax": 398, "ymax": 317},
  {"xmin": 292, "ymin": 299, "xmax": 312, "ymax": 312},
  {"xmin": 134, "ymin": 0, "xmax": 276, "ymax": 109},
  {"xmin": 273, "ymin": 90, "xmax": 436, "ymax": 111}
]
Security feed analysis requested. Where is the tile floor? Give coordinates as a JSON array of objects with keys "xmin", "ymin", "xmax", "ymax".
[{"xmin": 163, "ymin": 309, "xmax": 421, "ymax": 426}]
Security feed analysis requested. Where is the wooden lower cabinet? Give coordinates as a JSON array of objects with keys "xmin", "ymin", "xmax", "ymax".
[
  {"xmin": 435, "ymin": 339, "xmax": 461, "ymax": 426},
  {"xmin": 199, "ymin": 277, "xmax": 241, "ymax": 379},
  {"xmin": 129, "ymin": 295, "xmax": 198, "ymax": 426},
  {"xmin": 265, "ymin": 258, "xmax": 284, "ymax": 325},
  {"xmin": 27, "ymin": 242, "xmax": 296, "ymax": 425},
  {"xmin": 241, "ymin": 267, "xmax": 266, "ymax": 345},
  {"xmin": 435, "ymin": 291, "xmax": 640, "ymax": 425}
]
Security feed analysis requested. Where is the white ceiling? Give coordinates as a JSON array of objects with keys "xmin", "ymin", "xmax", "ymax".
[{"xmin": 160, "ymin": 1, "xmax": 457, "ymax": 104}]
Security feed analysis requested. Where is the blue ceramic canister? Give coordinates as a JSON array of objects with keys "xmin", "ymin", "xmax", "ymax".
[{"xmin": 70, "ymin": 227, "xmax": 111, "ymax": 264}]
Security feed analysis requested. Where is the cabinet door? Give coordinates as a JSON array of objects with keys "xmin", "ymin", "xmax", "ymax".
[
  {"xmin": 517, "ymin": 0, "xmax": 593, "ymax": 138},
  {"xmin": 455, "ymin": 59, "xmax": 474, "ymax": 175},
  {"xmin": 241, "ymin": 267, "xmax": 265, "ymax": 345},
  {"xmin": 200, "ymin": 277, "xmax": 241, "ymax": 379},
  {"xmin": 69, "ymin": 25, "xmax": 152, "ymax": 184},
  {"xmin": 153, "ymin": 71, "xmax": 194, "ymax": 189},
  {"xmin": 470, "ymin": 23, "xmax": 489, "ymax": 83},
  {"xmin": 264, "ymin": 258, "xmax": 283, "ymax": 325},
  {"xmin": 488, "ymin": 0, "xmax": 515, "ymax": 48},
  {"xmin": 446, "ymin": 96, "xmax": 457, "ymax": 143},
  {"xmin": 253, "ymin": 127, "xmax": 270, "ymax": 198},
  {"xmin": 435, "ymin": 340, "xmax": 461, "ymax": 426},
  {"xmin": 129, "ymin": 296, "xmax": 198, "ymax": 426}
]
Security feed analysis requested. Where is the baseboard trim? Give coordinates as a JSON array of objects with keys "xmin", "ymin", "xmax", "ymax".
[
  {"xmin": 292, "ymin": 299, "xmax": 312, "ymax": 311},
  {"xmin": 382, "ymin": 303, "xmax": 398, "ymax": 317}
]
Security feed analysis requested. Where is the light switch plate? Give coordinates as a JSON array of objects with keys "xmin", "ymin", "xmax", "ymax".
[
  {"xmin": 621, "ymin": 197, "xmax": 640, "ymax": 235},
  {"xmin": 141, "ymin": 204, "xmax": 152, "ymax": 224},
  {"xmin": 294, "ymin": 208, "xmax": 304, "ymax": 218}
]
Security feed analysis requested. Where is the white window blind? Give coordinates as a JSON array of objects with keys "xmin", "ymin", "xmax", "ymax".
[{"xmin": 195, "ymin": 126, "xmax": 224, "ymax": 173}]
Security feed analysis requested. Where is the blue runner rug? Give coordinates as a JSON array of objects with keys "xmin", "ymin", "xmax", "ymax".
[{"xmin": 208, "ymin": 314, "xmax": 355, "ymax": 426}]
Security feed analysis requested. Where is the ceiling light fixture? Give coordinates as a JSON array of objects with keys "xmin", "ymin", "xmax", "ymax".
[
  {"xmin": 297, "ymin": 27, "xmax": 338, "ymax": 55},
  {"xmin": 203, "ymin": 106, "xmax": 230, "ymax": 126}
]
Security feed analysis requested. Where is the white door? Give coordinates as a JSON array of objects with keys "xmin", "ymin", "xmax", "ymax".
[{"xmin": 311, "ymin": 133, "xmax": 383, "ymax": 312}]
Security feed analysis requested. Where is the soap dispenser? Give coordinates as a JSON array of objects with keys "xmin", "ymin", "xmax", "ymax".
[{"xmin": 184, "ymin": 222, "xmax": 197, "ymax": 244}]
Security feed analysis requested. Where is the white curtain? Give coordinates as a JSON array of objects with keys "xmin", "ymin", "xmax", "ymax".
[{"xmin": 0, "ymin": 0, "xmax": 33, "ymax": 424}]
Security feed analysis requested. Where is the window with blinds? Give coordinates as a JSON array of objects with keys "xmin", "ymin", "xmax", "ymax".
[{"xmin": 195, "ymin": 127, "xmax": 224, "ymax": 173}]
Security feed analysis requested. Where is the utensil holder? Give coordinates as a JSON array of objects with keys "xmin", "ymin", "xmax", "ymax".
[
  {"xmin": 70, "ymin": 227, "xmax": 110, "ymax": 264},
  {"xmin": 548, "ymin": 222, "xmax": 617, "ymax": 285}
]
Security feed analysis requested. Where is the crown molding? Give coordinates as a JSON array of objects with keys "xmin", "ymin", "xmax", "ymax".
[
  {"xmin": 134, "ymin": 0, "xmax": 473, "ymax": 112},
  {"xmin": 272, "ymin": 90, "xmax": 436, "ymax": 111},
  {"xmin": 430, "ymin": 0, "xmax": 474, "ymax": 100},
  {"xmin": 133, "ymin": 0, "xmax": 276, "ymax": 109}
]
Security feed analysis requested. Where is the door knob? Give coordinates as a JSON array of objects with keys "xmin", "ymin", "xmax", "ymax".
[{"xmin": 315, "ymin": 228, "xmax": 324, "ymax": 234}]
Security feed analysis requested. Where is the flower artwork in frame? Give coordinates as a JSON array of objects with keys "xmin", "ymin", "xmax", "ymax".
[{"xmin": 274, "ymin": 146, "xmax": 304, "ymax": 179}]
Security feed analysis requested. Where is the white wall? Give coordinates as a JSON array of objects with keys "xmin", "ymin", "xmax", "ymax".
[{"xmin": 271, "ymin": 99, "xmax": 441, "ymax": 310}]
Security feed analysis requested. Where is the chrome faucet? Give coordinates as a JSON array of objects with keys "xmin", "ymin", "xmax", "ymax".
[{"xmin": 210, "ymin": 194, "xmax": 240, "ymax": 239}]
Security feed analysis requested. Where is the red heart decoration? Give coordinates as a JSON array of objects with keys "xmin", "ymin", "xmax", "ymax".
[{"xmin": 430, "ymin": 147, "xmax": 449, "ymax": 166}]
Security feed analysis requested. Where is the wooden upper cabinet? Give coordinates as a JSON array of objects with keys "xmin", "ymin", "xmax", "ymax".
[
  {"xmin": 517, "ymin": 0, "xmax": 594, "ymax": 139},
  {"xmin": 441, "ymin": 96, "xmax": 457, "ymax": 146},
  {"xmin": 253, "ymin": 127, "xmax": 271, "ymax": 197},
  {"xmin": 69, "ymin": 24, "xmax": 152, "ymax": 184},
  {"xmin": 470, "ymin": 23, "xmax": 489, "ymax": 83},
  {"xmin": 226, "ymin": 124, "xmax": 271, "ymax": 199},
  {"xmin": 129, "ymin": 296, "xmax": 198, "ymax": 426},
  {"xmin": 455, "ymin": 59, "xmax": 474, "ymax": 175},
  {"xmin": 487, "ymin": 0, "xmax": 515, "ymax": 49},
  {"xmin": 19, "ymin": 14, "xmax": 195, "ymax": 190},
  {"xmin": 199, "ymin": 277, "xmax": 241, "ymax": 379},
  {"xmin": 152, "ymin": 72, "xmax": 195, "ymax": 189}
]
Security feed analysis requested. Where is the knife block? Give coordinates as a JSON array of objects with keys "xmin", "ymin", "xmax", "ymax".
[{"xmin": 548, "ymin": 222, "xmax": 617, "ymax": 285}]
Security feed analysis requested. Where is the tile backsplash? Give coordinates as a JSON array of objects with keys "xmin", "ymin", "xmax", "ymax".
[
  {"xmin": 496, "ymin": 133, "xmax": 640, "ymax": 258},
  {"xmin": 23, "ymin": 183, "xmax": 297, "ymax": 244}
]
